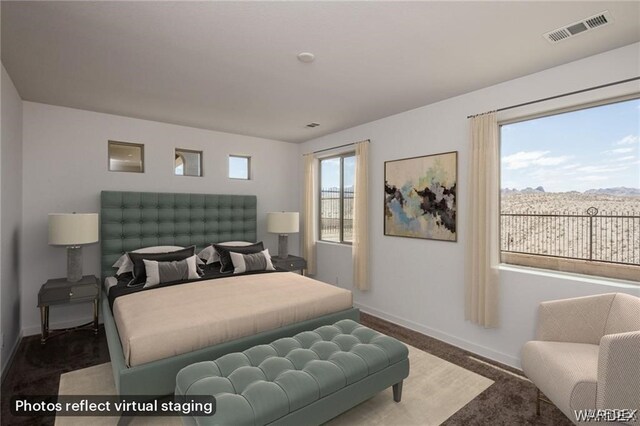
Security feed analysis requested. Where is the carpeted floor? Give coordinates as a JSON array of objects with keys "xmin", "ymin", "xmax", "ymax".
[
  {"xmin": 1, "ymin": 313, "xmax": 572, "ymax": 425},
  {"xmin": 362, "ymin": 314, "xmax": 571, "ymax": 426}
]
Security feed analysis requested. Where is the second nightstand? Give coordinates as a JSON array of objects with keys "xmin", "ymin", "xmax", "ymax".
[
  {"xmin": 37, "ymin": 275, "xmax": 100, "ymax": 344},
  {"xmin": 271, "ymin": 255, "xmax": 307, "ymax": 275}
]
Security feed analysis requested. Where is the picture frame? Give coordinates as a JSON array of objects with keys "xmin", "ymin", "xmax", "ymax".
[{"xmin": 384, "ymin": 151, "xmax": 457, "ymax": 241}]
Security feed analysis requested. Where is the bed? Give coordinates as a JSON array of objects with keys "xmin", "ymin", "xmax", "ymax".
[{"xmin": 100, "ymin": 191, "xmax": 359, "ymax": 395}]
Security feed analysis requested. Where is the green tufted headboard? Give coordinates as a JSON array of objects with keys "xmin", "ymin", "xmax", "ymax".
[{"xmin": 100, "ymin": 191, "xmax": 257, "ymax": 281}]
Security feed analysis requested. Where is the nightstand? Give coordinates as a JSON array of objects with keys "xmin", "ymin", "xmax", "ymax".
[
  {"xmin": 37, "ymin": 275, "xmax": 100, "ymax": 344},
  {"xmin": 271, "ymin": 255, "xmax": 307, "ymax": 275}
]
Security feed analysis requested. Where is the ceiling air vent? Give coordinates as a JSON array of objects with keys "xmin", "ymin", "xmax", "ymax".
[
  {"xmin": 543, "ymin": 11, "xmax": 612, "ymax": 44},
  {"xmin": 306, "ymin": 123, "xmax": 320, "ymax": 128}
]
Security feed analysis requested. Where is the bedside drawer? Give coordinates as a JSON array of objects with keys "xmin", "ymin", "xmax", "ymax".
[
  {"xmin": 69, "ymin": 284, "xmax": 98, "ymax": 300},
  {"xmin": 272, "ymin": 256, "xmax": 307, "ymax": 272},
  {"xmin": 40, "ymin": 284, "xmax": 97, "ymax": 304},
  {"xmin": 38, "ymin": 276, "xmax": 99, "ymax": 306},
  {"xmin": 284, "ymin": 260, "xmax": 302, "ymax": 269},
  {"xmin": 40, "ymin": 286, "xmax": 74, "ymax": 304}
]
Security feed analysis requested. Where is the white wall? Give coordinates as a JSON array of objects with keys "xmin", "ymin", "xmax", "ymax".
[
  {"xmin": 301, "ymin": 42, "xmax": 640, "ymax": 368},
  {"xmin": 1, "ymin": 64, "xmax": 23, "ymax": 374},
  {"xmin": 21, "ymin": 103, "xmax": 300, "ymax": 335}
]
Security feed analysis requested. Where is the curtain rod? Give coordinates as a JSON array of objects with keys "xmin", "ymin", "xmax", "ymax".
[
  {"xmin": 467, "ymin": 76, "xmax": 640, "ymax": 119},
  {"xmin": 310, "ymin": 139, "xmax": 370, "ymax": 155}
]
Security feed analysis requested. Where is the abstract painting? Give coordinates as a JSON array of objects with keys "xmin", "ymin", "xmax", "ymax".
[{"xmin": 384, "ymin": 151, "xmax": 457, "ymax": 241}]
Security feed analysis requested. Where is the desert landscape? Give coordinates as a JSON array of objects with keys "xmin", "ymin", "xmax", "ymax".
[
  {"xmin": 501, "ymin": 187, "xmax": 640, "ymax": 215},
  {"xmin": 501, "ymin": 188, "xmax": 639, "ymax": 265}
]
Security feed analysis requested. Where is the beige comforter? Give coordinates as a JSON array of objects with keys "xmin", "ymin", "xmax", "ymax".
[{"xmin": 113, "ymin": 272, "xmax": 353, "ymax": 367}]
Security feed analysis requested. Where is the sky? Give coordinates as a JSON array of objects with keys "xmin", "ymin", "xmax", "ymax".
[
  {"xmin": 229, "ymin": 156, "xmax": 249, "ymax": 179},
  {"xmin": 501, "ymin": 98, "xmax": 640, "ymax": 193},
  {"xmin": 321, "ymin": 155, "xmax": 355, "ymax": 189}
]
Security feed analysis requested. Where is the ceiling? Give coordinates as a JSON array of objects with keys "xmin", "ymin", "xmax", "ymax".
[{"xmin": 2, "ymin": 2, "xmax": 639, "ymax": 143}]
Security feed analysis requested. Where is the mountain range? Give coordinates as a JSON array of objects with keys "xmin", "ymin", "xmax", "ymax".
[{"xmin": 501, "ymin": 187, "xmax": 640, "ymax": 196}]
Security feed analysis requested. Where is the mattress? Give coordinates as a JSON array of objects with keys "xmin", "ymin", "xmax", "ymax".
[{"xmin": 112, "ymin": 272, "xmax": 353, "ymax": 367}]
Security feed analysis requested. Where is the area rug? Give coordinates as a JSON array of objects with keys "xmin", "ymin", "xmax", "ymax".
[{"xmin": 56, "ymin": 345, "xmax": 493, "ymax": 425}]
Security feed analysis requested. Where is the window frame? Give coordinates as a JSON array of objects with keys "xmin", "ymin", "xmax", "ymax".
[
  {"xmin": 499, "ymin": 92, "xmax": 640, "ymax": 127},
  {"xmin": 228, "ymin": 155, "xmax": 251, "ymax": 180},
  {"xmin": 174, "ymin": 148, "xmax": 203, "ymax": 177},
  {"xmin": 497, "ymin": 93, "xmax": 640, "ymax": 282},
  {"xmin": 107, "ymin": 140, "xmax": 145, "ymax": 173},
  {"xmin": 318, "ymin": 151, "xmax": 355, "ymax": 245}
]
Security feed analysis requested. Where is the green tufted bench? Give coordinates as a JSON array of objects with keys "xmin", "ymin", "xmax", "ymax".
[{"xmin": 175, "ymin": 319, "xmax": 410, "ymax": 426}]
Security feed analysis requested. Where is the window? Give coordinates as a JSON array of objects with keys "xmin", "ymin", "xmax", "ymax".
[
  {"xmin": 319, "ymin": 153, "xmax": 355, "ymax": 243},
  {"xmin": 229, "ymin": 155, "xmax": 250, "ymax": 180},
  {"xmin": 500, "ymin": 97, "xmax": 639, "ymax": 281},
  {"xmin": 175, "ymin": 154, "xmax": 184, "ymax": 175},
  {"xmin": 175, "ymin": 148, "xmax": 202, "ymax": 177},
  {"xmin": 108, "ymin": 140, "xmax": 144, "ymax": 173}
]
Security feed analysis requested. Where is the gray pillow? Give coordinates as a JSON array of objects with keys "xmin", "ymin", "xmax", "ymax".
[
  {"xmin": 214, "ymin": 242, "xmax": 265, "ymax": 273},
  {"xmin": 197, "ymin": 241, "xmax": 255, "ymax": 264},
  {"xmin": 230, "ymin": 249, "xmax": 276, "ymax": 274},
  {"xmin": 143, "ymin": 255, "xmax": 201, "ymax": 288},
  {"xmin": 112, "ymin": 245, "xmax": 185, "ymax": 276},
  {"xmin": 129, "ymin": 246, "xmax": 196, "ymax": 285}
]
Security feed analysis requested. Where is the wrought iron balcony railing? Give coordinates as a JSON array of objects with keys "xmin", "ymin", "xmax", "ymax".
[
  {"xmin": 501, "ymin": 207, "xmax": 640, "ymax": 266},
  {"xmin": 320, "ymin": 188, "xmax": 354, "ymax": 242}
]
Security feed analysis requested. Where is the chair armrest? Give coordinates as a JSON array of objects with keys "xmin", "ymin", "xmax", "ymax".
[
  {"xmin": 597, "ymin": 331, "xmax": 640, "ymax": 414},
  {"xmin": 536, "ymin": 294, "xmax": 616, "ymax": 344}
]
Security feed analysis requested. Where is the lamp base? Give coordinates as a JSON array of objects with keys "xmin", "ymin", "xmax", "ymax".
[
  {"xmin": 278, "ymin": 234, "xmax": 289, "ymax": 259},
  {"xmin": 67, "ymin": 246, "xmax": 83, "ymax": 282}
]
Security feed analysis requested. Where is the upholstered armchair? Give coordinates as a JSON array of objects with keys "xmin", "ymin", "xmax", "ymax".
[{"xmin": 521, "ymin": 293, "xmax": 640, "ymax": 425}]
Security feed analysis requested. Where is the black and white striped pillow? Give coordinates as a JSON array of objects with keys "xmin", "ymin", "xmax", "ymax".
[
  {"xmin": 230, "ymin": 249, "xmax": 275, "ymax": 274},
  {"xmin": 143, "ymin": 255, "xmax": 201, "ymax": 288}
]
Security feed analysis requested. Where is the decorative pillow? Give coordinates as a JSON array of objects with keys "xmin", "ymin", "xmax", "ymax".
[
  {"xmin": 197, "ymin": 241, "xmax": 255, "ymax": 264},
  {"xmin": 213, "ymin": 242, "xmax": 264, "ymax": 273},
  {"xmin": 128, "ymin": 246, "xmax": 196, "ymax": 285},
  {"xmin": 113, "ymin": 246, "xmax": 185, "ymax": 276},
  {"xmin": 143, "ymin": 255, "xmax": 201, "ymax": 288},
  {"xmin": 230, "ymin": 249, "xmax": 275, "ymax": 274}
]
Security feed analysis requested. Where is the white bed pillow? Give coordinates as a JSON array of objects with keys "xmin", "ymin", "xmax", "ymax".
[
  {"xmin": 198, "ymin": 241, "xmax": 255, "ymax": 264},
  {"xmin": 230, "ymin": 249, "xmax": 276, "ymax": 274},
  {"xmin": 143, "ymin": 255, "xmax": 201, "ymax": 288},
  {"xmin": 113, "ymin": 246, "xmax": 186, "ymax": 276},
  {"xmin": 104, "ymin": 276, "xmax": 118, "ymax": 295}
]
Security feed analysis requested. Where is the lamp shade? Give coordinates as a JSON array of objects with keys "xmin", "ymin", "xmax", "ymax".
[
  {"xmin": 48, "ymin": 213, "xmax": 99, "ymax": 246},
  {"xmin": 267, "ymin": 212, "xmax": 299, "ymax": 234}
]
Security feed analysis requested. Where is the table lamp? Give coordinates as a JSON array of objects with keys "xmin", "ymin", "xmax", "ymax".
[
  {"xmin": 267, "ymin": 212, "xmax": 299, "ymax": 259},
  {"xmin": 48, "ymin": 213, "xmax": 99, "ymax": 282}
]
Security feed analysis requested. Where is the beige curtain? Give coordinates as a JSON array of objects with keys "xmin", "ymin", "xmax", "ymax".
[
  {"xmin": 353, "ymin": 140, "xmax": 370, "ymax": 290},
  {"xmin": 465, "ymin": 112, "xmax": 499, "ymax": 328},
  {"xmin": 302, "ymin": 153, "xmax": 317, "ymax": 275}
]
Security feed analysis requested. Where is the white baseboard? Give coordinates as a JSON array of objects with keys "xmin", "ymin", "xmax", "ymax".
[
  {"xmin": 1, "ymin": 330, "xmax": 23, "ymax": 383},
  {"xmin": 22, "ymin": 316, "xmax": 98, "ymax": 337},
  {"xmin": 354, "ymin": 302, "xmax": 521, "ymax": 369}
]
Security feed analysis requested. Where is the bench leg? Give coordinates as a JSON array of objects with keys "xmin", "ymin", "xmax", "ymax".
[
  {"xmin": 393, "ymin": 381, "xmax": 403, "ymax": 402},
  {"xmin": 117, "ymin": 414, "xmax": 134, "ymax": 426}
]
